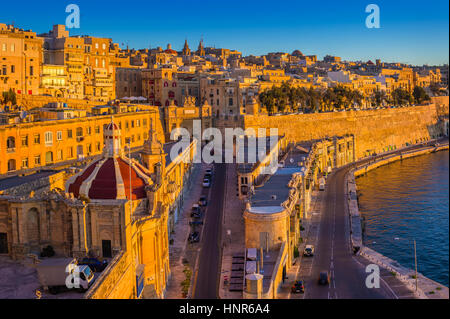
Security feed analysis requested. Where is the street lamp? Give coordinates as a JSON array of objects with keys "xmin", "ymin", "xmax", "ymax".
[{"xmin": 394, "ymin": 237, "xmax": 418, "ymax": 292}]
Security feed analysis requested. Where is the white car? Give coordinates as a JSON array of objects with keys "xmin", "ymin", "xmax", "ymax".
[
  {"xmin": 202, "ymin": 179, "xmax": 211, "ymax": 188},
  {"xmin": 303, "ymin": 245, "xmax": 315, "ymax": 257}
]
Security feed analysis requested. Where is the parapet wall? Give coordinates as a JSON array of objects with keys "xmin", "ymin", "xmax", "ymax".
[
  {"xmin": 244, "ymin": 103, "xmax": 448, "ymax": 159},
  {"xmin": 16, "ymin": 94, "xmax": 102, "ymax": 111}
]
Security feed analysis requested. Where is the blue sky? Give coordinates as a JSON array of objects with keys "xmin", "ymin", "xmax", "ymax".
[{"xmin": 1, "ymin": 0, "xmax": 448, "ymax": 65}]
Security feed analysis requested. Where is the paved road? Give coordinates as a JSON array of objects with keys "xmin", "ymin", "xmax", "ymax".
[
  {"xmin": 305, "ymin": 139, "xmax": 448, "ymax": 299},
  {"xmin": 193, "ymin": 163, "xmax": 227, "ymax": 299}
]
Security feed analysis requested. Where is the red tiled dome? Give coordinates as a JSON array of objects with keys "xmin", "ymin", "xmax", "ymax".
[{"xmin": 67, "ymin": 157, "xmax": 149, "ymax": 200}]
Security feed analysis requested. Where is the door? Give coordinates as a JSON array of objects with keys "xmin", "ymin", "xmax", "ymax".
[
  {"xmin": 102, "ymin": 240, "xmax": 112, "ymax": 258},
  {"xmin": 0, "ymin": 233, "xmax": 8, "ymax": 254}
]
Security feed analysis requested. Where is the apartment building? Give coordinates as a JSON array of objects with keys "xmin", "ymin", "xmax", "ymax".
[{"xmin": 0, "ymin": 23, "xmax": 43, "ymax": 95}]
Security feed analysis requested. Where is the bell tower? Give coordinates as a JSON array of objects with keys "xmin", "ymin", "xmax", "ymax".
[
  {"xmin": 103, "ymin": 117, "xmax": 122, "ymax": 158},
  {"xmin": 141, "ymin": 119, "xmax": 166, "ymax": 175}
]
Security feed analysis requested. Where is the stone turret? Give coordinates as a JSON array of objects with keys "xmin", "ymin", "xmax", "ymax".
[
  {"xmin": 197, "ymin": 39, "xmax": 205, "ymax": 56},
  {"xmin": 141, "ymin": 120, "xmax": 166, "ymax": 176},
  {"xmin": 182, "ymin": 39, "xmax": 191, "ymax": 56}
]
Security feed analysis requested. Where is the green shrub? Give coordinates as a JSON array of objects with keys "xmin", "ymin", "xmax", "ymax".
[{"xmin": 293, "ymin": 246, "xmax": 299, "ymax": 258}]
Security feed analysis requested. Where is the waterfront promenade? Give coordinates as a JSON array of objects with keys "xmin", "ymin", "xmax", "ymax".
[
  {"xmin": 348, "ymin": 139, "xmax": 449, "ymax": 299},
  {"xmin": 286, "ymin": 138, "xmax": 449, "ymax": 299}
]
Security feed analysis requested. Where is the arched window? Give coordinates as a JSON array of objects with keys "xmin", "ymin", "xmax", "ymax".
[
  {"xmin": 164, "ymin": 82, "xmax": 169, "ymax": 87},
  {"xmin": 165, "ymin": 100, "xmax": 170, "ymax": 106},
  {"xmin": 7, "ymin": 159, "xmax": 16, "ymax": 171},
  {"xmin": 172, "ymin": 82, "xmax": 177, "ymax": 87},
  {"xmin": 6, "ymin": 136, "xmax": 15, "ymax": 149}
]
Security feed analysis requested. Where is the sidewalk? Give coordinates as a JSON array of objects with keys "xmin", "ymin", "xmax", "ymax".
[
  {"xmin": 165, "ymin": 163, "xmax": 208, "ymax": 299},
  {"xmin": 218, "ymin": 164, "xmax": 246, "ymax": 299}
]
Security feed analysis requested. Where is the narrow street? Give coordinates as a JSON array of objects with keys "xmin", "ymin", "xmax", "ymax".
[{"xmin": 193, "ymin": 163, "xmax": 227, "ymax": 299}]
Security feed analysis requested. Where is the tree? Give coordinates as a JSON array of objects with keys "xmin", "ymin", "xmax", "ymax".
[
  {"xmin": 412, "ymin": 86, "xmax": 430, "ymax": 104},
  {"xmin": 2, "ymin": 89, "xmax": 16, "ymax": 106},
  {"xmin": 372, "ymin": 89, "xmax": 386, "ymax": 107},
  {"xmin": 391, "ymin": 88, "xmax": 413, "ymax": 106},
  {"xmin": 429, "ymin": 82, "xmax": 444, "ymax": 96}
]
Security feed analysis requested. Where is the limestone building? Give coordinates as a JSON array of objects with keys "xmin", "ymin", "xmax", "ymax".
[{"xmin": 0, "ymin": 23, "xmax": 43, "ymax": 95}]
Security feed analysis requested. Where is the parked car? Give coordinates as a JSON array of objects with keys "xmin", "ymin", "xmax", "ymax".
[
  {"xmin": 188, "ymin": 231, "xmax": 200, "ymax": 243},
  {"xmin": 204, "ymin": 173, "xmax": 212, "ymax": 181},
  {"xmin": 199, "ymin": 196, "xmax": 207, "ymax": 206},
  {"xmin": 303, "ymin": 245, "xmax": 315, "ymax": 257},
  {"xmin": 78, "ymin": 257, "xmax": 108, "ymax": 272},
  {"xmin": 291, "ymin": 280, "xmax": 305, "ymax": 293},
  {"xmin": 202, "ymin": 178, "xmax": 211, "ymax": 188},
  {"xmin": 318, "ymin": 271, "xmax": 330, "ymax": 285},
  {"xmin": 191, "ymin": 204, "xmax": 202, "ymax": 218},
  {"xmin": 205, "ymin": 168, "xmax": 213, "ymax": 175}
]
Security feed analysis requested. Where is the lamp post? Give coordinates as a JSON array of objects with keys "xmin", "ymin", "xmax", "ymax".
[{"xmin": 394, "ymin": 237, "xmax": 418, "ymax": 292}]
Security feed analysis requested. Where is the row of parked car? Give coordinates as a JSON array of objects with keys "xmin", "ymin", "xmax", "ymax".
[
  {"xmin": 202, "ymin": 168, "xmax": 213, "ymax": 188},
  {"xmin": 189, "ymin": 168, "xmax": 213, "ymax": 243}
]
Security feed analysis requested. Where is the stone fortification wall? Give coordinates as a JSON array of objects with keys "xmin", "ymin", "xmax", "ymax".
[{"xmin": 244, "ymin": 103, "xmax": 448, "ymax": 159}]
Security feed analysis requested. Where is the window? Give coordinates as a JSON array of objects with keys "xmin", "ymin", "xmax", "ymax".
[
  {"xmin": 229, "ymin": 98, "xmax": 233, "ymax": 106},
  {"xmin": 11, "ymin": 65, "xmax": 15, "ymax": 73},
  {"xmin": 136, "ymin": 119, "xmax": 140, "ymax": 127},
  {"xmin": 34, "ymin": 155, "xmax": 41, "ymax": 165},
  {"xmin": 67, "ymin": 147, "xmax": 74, "ymax": 158},
  {"xmin": 67, "ymin": 129, "xmax": 73, "ymax": 139},
  {"xmin": 95, "ymin": 126, "xmax": 100, "ymax": 134},
  {"xmin": 57, "ymin": 131, "xmax": 63, "ymax": 141},
  {"xmin": 87, "ymin": 144, "xmax": 92, "ymax": 154},
  {"xmin": 6, "ymin": 136, "xmax": 15, "ymax": 149},
  {"xmin": 2, "ymin": 43, "xmax": 6, "ymax": 52},
  {"xmin": 95, "ymin": 43, "xmax": 99, "ymax": 49},
  {"xmin": 44, "ymin": 132, "xmax": 53, "ymax": 146},
  {"xmin": 34, "ymin": 134, "xmax": 40, "ymax": 144},
  {"xmin": 96, "ymin": 142, "xmax": 101, "ymax": 152},
  {"xmin": 11, "ymin": 43, "xmax": 15, "ymax": 52},
  {"xmin": 86, "ymin": 127, "xmax": 91, "ymax": 135},
  {"xmin": 57, "ymin": 150, "xmax": 63, "ymax": 161},
  {"xmin": 22, "ymin": 158, "xmax": 29, "ymax": 169},
  {"xmin": 30, "ymin": 66, "xmax": 34, "ymax": 76},
  {"xmin": 45, "ymin": 151, "xmax": 53, "ymax": 164},
  {"xmin": 21, "ymin": 135, "xmax": 28, "ymax": 147}
]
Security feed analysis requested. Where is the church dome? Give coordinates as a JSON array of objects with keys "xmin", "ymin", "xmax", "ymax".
[
  {"xmin": 292, "ymin": 50, "xmax": 304, "ymax": 57},
  {"xmin": 164, "ymin": 43, "xmax": 178, "ymax": 55},
  {"xmin": 67, "ymin": 118, "xmax": 152, "ymax": 200}
]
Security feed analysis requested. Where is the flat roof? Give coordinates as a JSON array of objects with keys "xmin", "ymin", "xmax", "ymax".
[
  {"xmin": 250, "ymin": 167, "xmax": 300, "ymax": 208},
  {"xmin": 0, "ymin": 170, "xmax": 58, "ymax": 191}
]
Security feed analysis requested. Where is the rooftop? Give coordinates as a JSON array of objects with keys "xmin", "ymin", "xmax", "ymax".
[{"xmin": 0, "ymin": 170, "xmax": 58, "ymax": 192}]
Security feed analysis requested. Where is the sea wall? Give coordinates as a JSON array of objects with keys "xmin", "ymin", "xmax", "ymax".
[
  {"xmin": 348, "ymin": 143, "xmax": 449, "ymax": 299},
  {"xmin": 244, "ymin": 103, "xmax": 448, "ymax": 159}
]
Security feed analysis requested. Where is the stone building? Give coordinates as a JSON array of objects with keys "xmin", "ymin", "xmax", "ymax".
[
  {"xmin": 0, "ymin": 117, "xmax": 197, "ymax": 298},
  {"xmin": 0, "ymin": 108, "xmax": 163, "ymax": 176},
  {"xmin": 39, "ymin": 25, "xmax": 120, "ymax": 101},
  {"xmin": 0, "ymin": 23, "xmax": 43, "ymax": 96}
]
